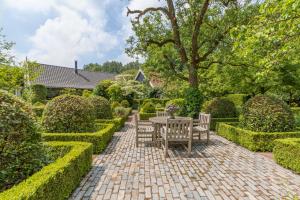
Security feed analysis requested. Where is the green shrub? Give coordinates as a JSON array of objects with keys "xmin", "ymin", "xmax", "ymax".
[
  {"xmin": 107, "ymin": 84, "xmax": 123, "ymax": 101},
  {"xmin": 224, "ymin": 94, "xmax": 249, "ymax": 107},
  {"xmin": 93, "ymin": 80, "xmax": 113, "ymax": 98},
  {"xmin": 141, "ymin": 102, "xmax": 156, "ymax": 113},
  {"xmin": 139, "ymin": 112, "xmax": 156, "ymax": 120},
  {"xmin": 216, "ymin": 122, "xmax": 300, "ymax": 151},
  {"xmin": 142, "ymin": 98, "xmax": 170, "ymax": 107},
  {"xmin": 59, "ymin": 88, "xmax": 82, "ymax": 96},
  {"xmin": 210, "ymin": 117, "xmax": 239, "ymax": 131},
  {"xmin": 240, "ymin": 95, "xmax": 295, "ymax": 132},
  {"xmin": 111, "ymin": 101, "xmax": 121, "ymax": 110},
  {"xmin": 23, "ymin": 84, "xmax": 47, "ymax": 104},
  {"xmin": 121, "ymin": 100, "xmax": 130, "ymax": 108},
  {"xmin": 89, "ymin": 96, "xmax": 112, "ymax": 119},
  {"xmin": 42, "ymin": 95, "xmax": 96, "ymax": 133},
  {"xmin": 183, "ymin": 87, "xmax": 203, "ymax": 118},
  {"xmin": 202, "ymin": 97, "xmax": 237, "ymax": 118},
  {"xmin": 114, "ymin": 106, "xmax": 128, "ymax": 117},
  {"xmin": 0, "ymin": 141, "xmax": 92, "ymax": 200},
  {"xmin": 165, "ymin": 98, "xmax": 185, "ymax": 115},
  {"xmin": 32, "ymin": 102, "xmax": 45, "ymax": 117},
  {"xmin": 43, "ymin": 123, "xmax": 116, "ymax": 153},
  {"xmin": 0, "ymin": 90, "xmax": 48, "ymax": 192},
  {"xmin": 291, "ymin": 107, "xmax": 300, "ymax": 116},
  {"xmin": 82, "ymin": 90, "xmax": 92, "ymax": 98},
  {"xmin": 273, "ymin": 138, "xmax": 300, "ymax": 173}
]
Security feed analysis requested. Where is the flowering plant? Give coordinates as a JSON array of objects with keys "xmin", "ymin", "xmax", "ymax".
[{"xmin": 166, "ymin": 104, "xmax": 179, "ymax": 114}]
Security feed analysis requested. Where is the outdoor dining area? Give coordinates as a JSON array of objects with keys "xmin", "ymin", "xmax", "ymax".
[{"xmin": 134, "ymin": 111, "xmax": 211, "ymax": 158}]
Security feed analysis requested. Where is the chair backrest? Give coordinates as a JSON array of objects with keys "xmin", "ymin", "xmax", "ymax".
[
  {"xmin": 198, "ymin": 113, "xmax": 211, "ymax": 129},
  {"xmin": 166, "ymin": 118, "xmax": 193, "ymax": 139},
  {"xmin": 157, "ymin": 111, "xmax": 167, "ymax": 117}
]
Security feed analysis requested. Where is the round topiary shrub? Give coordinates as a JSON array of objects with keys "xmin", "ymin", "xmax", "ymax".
[
  {"xmin": 89, "ymin": 96, "xmax": 112, "ymax": 119},
  {"xmin": 240, "ymin": 95, "xmax": 295, "ymax": 132},
  {"xmin": 42, "ymin": 95, "xmax": 96, "ymax": 133},
  {"xmin": 121, "ymin": 100, "xmax": 130, "ymax": 108},
  {"xmin": 202, "ymin": 97, "xmax": 237, "ymax": 118},
  {"xmin": 141, "ymin": 102, "xmax": 156, "ymax": 113},
  {"xmin": 0, "ymin": 90, "xmax": 47, "ymax": 191}
]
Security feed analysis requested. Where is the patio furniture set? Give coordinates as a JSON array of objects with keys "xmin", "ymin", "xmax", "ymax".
[{"xmin": 134, "ymin": 112, "xmax": 211, "ymax": 157}]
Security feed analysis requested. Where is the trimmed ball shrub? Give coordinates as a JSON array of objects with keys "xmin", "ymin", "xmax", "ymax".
[
  {"xmin": 141, "ymin": 102, "xmax": 156, "ymax": 113},
  {"xmin": 202, "ymin": 97, "xmax": 237, "ymax": 118},
  {"xmin": 0, "ymin": 90, "xmax": 47, "ymax": 191},
  {"xmin": 240, "ymin": 95, "xmax": 295, "ymax": 132},
  {"xmin": 121, "ymin": 100, "xmax": 130, "ymax": 108},
  {"xmin": 42, "ymin": 95, "xmax": 96, "ymax": 133},
  {"xmin": 89, "ymin": 96, "xmax": 112, "ymax": 119}
]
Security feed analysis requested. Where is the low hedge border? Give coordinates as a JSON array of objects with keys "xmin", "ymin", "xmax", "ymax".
[
  {"xmin": 216, "ymin": 122, "xmax": 300, "ymax": 152},
  {"xmin": 0, "ymin": 141, "xmax": 93, "ymax": 200},
  {"xmin": 292, "ymin": 107, "xmax": 300, "ymax": 116},
  {"xmin": 211, "ymin": 117, "xmax": 239, "ymax": 131},
  {"xmin": 43, "ymin": 123, "xmax": 116, "ymax": 154},
  {"xmin": 273, "ymin": 138, "xmax": 300, "ymax": 173},
  {"xmin": 139, "ymin": 112, "xmax": 156, "ymax": 120}
]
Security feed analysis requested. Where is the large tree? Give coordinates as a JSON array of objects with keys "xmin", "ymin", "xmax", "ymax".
[
  {"xmin": 0, "ymin": 28, "xmax": 14, "ymax": 65},
  {"xmin": 126, "ymin": 0, "xmax": 260, "ymax": 88}
]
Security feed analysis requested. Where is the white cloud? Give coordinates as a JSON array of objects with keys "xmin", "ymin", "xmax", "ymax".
[{"xmin": 4, "ymin": 0, "xmax": 117, "ymax": 67}]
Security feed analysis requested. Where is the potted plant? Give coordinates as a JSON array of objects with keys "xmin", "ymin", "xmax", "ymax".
[{"xmin": 165, "ymin": 104, "xmax": 179, "ymax": 119}]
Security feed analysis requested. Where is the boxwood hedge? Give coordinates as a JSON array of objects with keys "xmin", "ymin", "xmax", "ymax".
[
  {"xmin": 216, "ymin": 122, "xmax": 300, "ymax": 151},
  {"xmin": 0, "ymin": 141, "xmax": 93, "ymax": 200},
  {"xmin": 43, "ymin": 123, "xmax": 116, "ymax": 154},
  {"xmin": 273, "ymin": 138, "xmax": 300, "ymax": 173},
  {"xmin": 211, "ymin": 118, "xmax": 239, "ymax": 131},
  {"xmin": 139, "ymin": 112, "xmax": 156, "ymax": 120}
]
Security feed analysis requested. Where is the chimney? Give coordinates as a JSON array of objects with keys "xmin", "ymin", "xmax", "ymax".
[{"xmin": 75, "ymin": 60, "xmax": 78, "ymax": 74}]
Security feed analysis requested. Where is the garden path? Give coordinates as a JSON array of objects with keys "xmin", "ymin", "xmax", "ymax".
[{"xmin": 71, "ymin": 116, "xmax": 300, "ymax": 200}]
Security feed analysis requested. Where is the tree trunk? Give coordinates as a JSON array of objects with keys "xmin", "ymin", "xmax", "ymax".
[{"xmin": 188, "ymin": 65, "xmax": 199, "ymax": 88}]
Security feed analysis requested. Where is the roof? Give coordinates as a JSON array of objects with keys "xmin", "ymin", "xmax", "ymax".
[
  {"xmin": 134, "ymin": 69, "xmax": 163, "ymax": 88},
  {"xmin": 31, "ymin": 63, "xmax": 115, "ymax": 89}
]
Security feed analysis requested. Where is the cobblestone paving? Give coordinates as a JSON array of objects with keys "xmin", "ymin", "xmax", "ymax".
[{"xmin": 71, "ymin": 118, "xmax": 300, "ymax": 200}]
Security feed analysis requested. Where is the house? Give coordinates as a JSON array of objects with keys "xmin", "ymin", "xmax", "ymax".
[
  {"xmin": 31, "ymin": 61, "xmax": 115, "ymax": 89},
  {"xmin": 134, "ymin": 69, "xmax": 163, "ymax": 88}
]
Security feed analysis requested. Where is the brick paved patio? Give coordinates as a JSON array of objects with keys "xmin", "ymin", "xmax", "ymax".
[{"xmin": 71, "ymin": 117, "xmax": 300, "ymax": 200}]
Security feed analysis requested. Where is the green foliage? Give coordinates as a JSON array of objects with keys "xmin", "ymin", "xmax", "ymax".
[
  {"xmin": 240, "ymin": 95, "xmax": 295, "ymax": 132},
  {"xmin": 217, "ymin": 122, "xmax": 300, "ymax": 152},
  {"xmin": 42, "ymin": 95, "xmax": 96, "ymax": 133},
  {"xmin": 165, "ymin": 98, "xmax": 185, "ymax": 115},
  {"xmin": 83, "ymin": 61, "xmax": 140, "ymax": 74},
  {"xmin": 89, "ymin": 96, "xmax": 112, "ymax": 119},
  {"xmin": 224, "ymin": 94, "xmax": 249, "ymax": 107},
  {"xmin": 0, "ymin": 65, "xmax": 23, "ymax": 91},
  {"xmin": 107, "ymin": 84, "xmax": 123, "ymax": 101},
  {"xmin": 121, "ymin": 100, "xmax": 130, "ymax": 108},
  {"xmin": 139, "ymin": 112, "xmax": 156, "ymax": 120},
  {"xmin": 0, "ymin": 28, "xmax": 15, "ymax": 65},
  {"xmin": 210, "ymin": 118, "xmax": 239, "ymax": 131},
  {"xmin": 32, "ymin": 102, "xmax": 45, "ymax": 117},
  {"xmin": 23, "ymin": 84, "xmax": 47, "ymax": 104},
  {"xmin": 0, "ymin": 90, "xmax": 48, "ymax": 191},
  {"xmin": 183, "ymin": 87, "xmax": 203, "ymax": 118},
  {"xmin": 0, "ymin": 141, "xmax": 93, "ymax": 200},
  {"xmin": 273, "ymin": 138, "xmax": 300, "ymax": 174},
  {"xmin": 292, "ymin": 107, "xmax": 300, "ymax": 116},
  {"xmin": 141, "ymin": 102, "xmax": 156, "ymax": 113},
  {"xmin": 114, "ymin": 107, "xmax": 131, "ymax": 118},
  {"xmin": 82, "ymin": 90, "xmax": 92, "ymax": 98},
  {"xmin": 43, "ymin": 123, "xmax": 116, "ymax": 153},
  {"xmin": 202, "ymin": 98, "xmax": 237, "ymax": 118},
  {"xmin": 93, "ymin": 80, "xmax": 113, "ymax": 98},
  {"xmin": 59, "ymin": 88, "xmax": 82, "ymax": 96},
  {"xmin": 140, "ymin": 98, "xmax": 170, "ymax": 107},
  {"xmin": 111, "ymin": 101, "xmax": 121, "ymax": 110}
]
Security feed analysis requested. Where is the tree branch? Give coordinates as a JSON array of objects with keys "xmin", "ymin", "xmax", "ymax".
[
  {"xmin": 127, "ymin": 7, "xmax": 169, "ymax": 22},
  {"xmin": 163, "ymin": 54, "xmax": 189, "ymax": 81},
  {"xmin": 145, "ymin": 38, "xmax": 175, "ymax": 47}
]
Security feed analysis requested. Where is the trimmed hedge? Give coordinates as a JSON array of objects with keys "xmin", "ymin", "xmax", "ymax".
[
  {"xmin": 273, "ymin": 138, "xmax": 300, "ymax": 173},
  {"xmin": 0, "ymin": 141, "xmax": 93, "ymax": 200},
  {"xmin": 43, "ymin": 123, "xmax": 116, "ymax": 154},
  {"xmin": 216, "ymin": 122, "xmax": 300, "ymax": 151},
  {"xmin": 139, "ymin": 112, "xmax": 156, "ymax": 120},
  {"xmin": 211, "ymin": 118, "xmax": 239, "ymax": 131},
  {"xmin": 133, "ymin": 98, "xmax": 170, "ymax": 109},
  {"xmin": 32, "ymin": 103, "xmax": 45, "ymax": 117}
]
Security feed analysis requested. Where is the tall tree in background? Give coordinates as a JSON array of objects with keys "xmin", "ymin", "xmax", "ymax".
[
  {"xmin": 126, "ymin": 0, "xmax": 260, "ymax": 89},
  {"xmin": 84, "ymin": 61, "xmax": 140, "ymax": 74},
  {"xmin": 0, "ymin": 28, "xmax": 14, "ymax": 65}
]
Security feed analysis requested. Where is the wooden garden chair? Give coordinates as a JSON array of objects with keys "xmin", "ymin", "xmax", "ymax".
[
  {"xmin": 193, "ymin": 113, "xmax": 211, "ymax": 144},
  {"xmin": 156, "ymin": 111, "xmax": 167, "ymax": 117},
  {"xmin": 134, "ymin": 114, "xmax": 155, "ymax": 147},
  {"xmin": 161, "ymin": 118, "xmax": 193, "ymax": 157}
]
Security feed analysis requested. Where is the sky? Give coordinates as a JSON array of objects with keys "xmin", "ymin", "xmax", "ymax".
[{"xmin": 0, "ymin": 0, "xmax": 163, "ymax": 68}]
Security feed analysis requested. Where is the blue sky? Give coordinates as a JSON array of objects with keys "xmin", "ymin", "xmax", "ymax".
[{"xmin": 0, "ymin": 0, "xmax": 162, "ymax": 68}]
